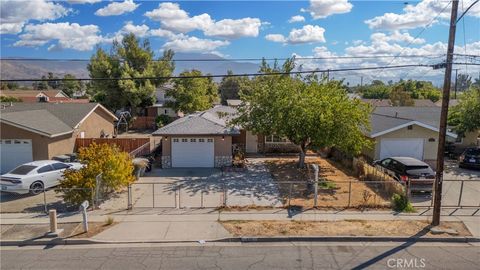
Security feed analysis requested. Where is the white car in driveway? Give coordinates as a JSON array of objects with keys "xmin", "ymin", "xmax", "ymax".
[{"xmin": 0, "ymin": 160, "xmax": 83, "ymax": 195}]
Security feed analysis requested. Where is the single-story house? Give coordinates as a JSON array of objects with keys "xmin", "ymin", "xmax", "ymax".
[
  {"xmin": 360, "ymin": 99, "xmax": 437, "ymax": 107},
  {"xmin": 0, "ymin": 103, "xmax": 117, "ymax": 173},
  {"xmin": 152, "ymin": 106, "xmax": 239, "ymax": 168},
  {"xmin": 0, "ymin": 90, "xmax": 89, "ymax": 103},
  {"xmin": 364, "ymin": 106, "xmax": 459, "ymax": 169}
]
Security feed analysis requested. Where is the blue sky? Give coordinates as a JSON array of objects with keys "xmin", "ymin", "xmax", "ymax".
[{"xmin": 1, "ymin": 0, "xmax": 479, "ymax": 83}]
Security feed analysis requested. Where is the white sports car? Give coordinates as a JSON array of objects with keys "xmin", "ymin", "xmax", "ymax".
[{"xmin": 0, "ymin": 160, "xmax": 83, "ymax": 195}]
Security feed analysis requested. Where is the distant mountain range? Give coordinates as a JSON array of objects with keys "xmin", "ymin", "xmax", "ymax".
[{"xmin": 0, "ymin": 53, "xmax": 260, "ymax": 83}]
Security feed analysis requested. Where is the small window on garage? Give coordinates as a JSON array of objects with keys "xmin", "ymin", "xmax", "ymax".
[
  {"xmin": 4, "ymin": 140, "xmax": 11, "ymax": 144},
  {"xmin": 182, "ymin": 138, "xmax": 188, "ymax": 142},
  {"xmin": 190, "ymin": 138, "xmax": 196, "ymax": 142},
  {"xmin": 199, "ymin": 138, "xmax": 205, "ymax": 142},
  {"xmin": 207, "ymin": 138, "xmax": 213, "ymax": 142},
  {"xmin": 173, "ymin": 138, "xmax": 179, "ymax": 142}
]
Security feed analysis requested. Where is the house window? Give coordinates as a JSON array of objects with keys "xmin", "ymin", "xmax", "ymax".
[
  {"xmin": 190, "ymin": 138, "xmax": 196, "ymax": 142},
  {"xmin": 199, "ymin": 138, "xmax": 205, "ymax": 142},
  {"xmin": 173, "ymin": 138, "xmax": 179, "ymax": 142},
  {"xmin": 181, "ymin": 138, "xmax": 188, "ymax": 142},
  {"xmin": 265, "ymin": 135, "xmax": 289, "ymax": 143},
  {"xmin": 207, "ymin": 138, "xmax": 213, "ymax": 143}
]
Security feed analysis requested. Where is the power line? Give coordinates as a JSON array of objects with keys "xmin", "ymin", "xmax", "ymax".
[
  {"xmin": 376, "ymin": 0, "xmax": 453, "ymax": 77},
  {"xmin": 1, "ymin": 63, "xmax": 477, "ymax": 82},
  {"xmin": 0, "ymin": 54, "xmax": 448, "ymax": 63},
  {"xmin": 456, "ymin": 0, "xmax": 479, "ymax": 24}
]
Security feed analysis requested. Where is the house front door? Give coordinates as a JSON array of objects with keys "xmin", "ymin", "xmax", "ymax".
[{"xmin": 245, "ymin": 131, "xmax": 258, "ymax": 153}]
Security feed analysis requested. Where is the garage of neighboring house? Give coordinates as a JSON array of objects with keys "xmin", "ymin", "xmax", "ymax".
[
  {"xmin": 364, "ymin": 112, "xmax": 457, "ymax": 170},
  {"xmin": 0, "ymin": 139, "xmax": 33, "ymax": 173},
  {"xmin": 0, "ymin": 103, "xmax": 117, "ymax": 173},
  {"xmin": 153, "ymin": 106, "xmax": 239, "ymax": 168}
]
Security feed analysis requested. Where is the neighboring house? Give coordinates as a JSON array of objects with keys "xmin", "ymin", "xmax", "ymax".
[
  {"xmin": 226, "ymin": 99, "xmax": 242, "ymax": 107},
  {"xmin": 146, "ymin": 85, "xmax": 183, "ymax": 118},
  {"xmin": 0, "ymin": 90, "xmax": 89, "ymax": 103},
  {"xmin": 364, "ymin": 107, "xmax": 458, "ymax": 169},
  {"xmin": 0, "ymin": 103, "xmax": 117, "ymax": 173},
  {"xmin": 152, "ymin": 106, "xmax": 239, "ymax": 168}
]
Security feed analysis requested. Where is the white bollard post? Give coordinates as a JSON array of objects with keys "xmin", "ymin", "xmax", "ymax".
[
  {"xmin": 46, "ymin": 209, "xmax": 63, "ymax": 237},
  {"xmin": 79, "ymin": 200, "xmax": 89, "ymax": 232}
]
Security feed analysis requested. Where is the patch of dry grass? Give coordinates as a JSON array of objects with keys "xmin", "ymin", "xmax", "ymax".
[
  {"xmin": 265, "ymin": 156, "xmax": 391, "ymax": 208},
  {"xmin": 221, "ymin": 220, "xmax": 471, "ymax": 237}
]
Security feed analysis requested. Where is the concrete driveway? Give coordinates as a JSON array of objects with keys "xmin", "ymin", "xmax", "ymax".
[
  {"xmin": 130, "ymin": 161, "xmax": 282, "ymax": 208},
  {"xmin": 411, "ymin": 160, "xmax": 480, "ymax": 208}
]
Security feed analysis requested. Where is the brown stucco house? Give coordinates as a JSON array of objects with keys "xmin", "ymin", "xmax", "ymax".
[
  {"xmin": 0, "ymin": 103, "xmax": 117, "ymax": 173},
  {"xmin": 0, "ymin": 90, "xmax": 89, "ymax": 103}
]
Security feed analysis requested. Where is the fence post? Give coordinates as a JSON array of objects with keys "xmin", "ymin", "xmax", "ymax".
[
  {"xmin": 152, "ymin": 183, "xmax": 155, "ymax": 208},
  {"xmin": 348, "ymin": 181, "xmax": 352, "ymax": 208},
  {"xmin": 91, "ymin": 187, "xmax": 95, "ymax": 210},
  {"xmin": 43, "ymin": 187, "xmax": 47, "ymax": 214},
  {"xmin": 201, "ymin": 190, "xmax": 204, "ymax": 208},
  {"xmin": 312, "ymin": 164, "xmax": 319, "ymax": 208},
  {"xmin": 457, "ymin": 180, "xmax": 464, "ymax": 207},
  {"xmin": 95, "ymin": 173, "xmax": 102, "ymax": 206},
  {"xmin": 174, "ymin": 185, "xmax": 178, "ymax": 209},
  {"xmin": 223, "ymin": 182, "xmax": 227, "ymax": 207},
  {"xmin": 127, "ymin": 184, "xmax": 132, "ymax": 210},
  {"xmin": 288, "ymin": 183, "xmax": 293, "ymax": 208}
]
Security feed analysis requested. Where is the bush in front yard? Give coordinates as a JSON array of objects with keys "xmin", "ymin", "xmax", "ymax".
[
  {"xmin": 391, "ymin": 193, "xmax": 416, "ymax": 213},
  {"xmin": 58, "ymin": 143, "xmax": 135, "ymax": 205}
]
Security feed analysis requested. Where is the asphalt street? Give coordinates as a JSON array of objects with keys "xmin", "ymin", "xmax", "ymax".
[{"xmin": 1, "ymin": 242, "xmax": 479, "ymax": 270}]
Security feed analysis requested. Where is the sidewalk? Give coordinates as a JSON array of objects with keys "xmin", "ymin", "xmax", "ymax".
[{"xmin": 1, "ymin": 208, "xmax": 479, "ymax": 242}]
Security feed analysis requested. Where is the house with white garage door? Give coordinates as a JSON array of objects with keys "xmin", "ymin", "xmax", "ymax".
[
  {"xmin": 0, "ymin": 103, "xmax": 117, "ymax": 173},
  {"xmin": 153, "ymin": 106, "xmax": 240, "ymax": 168},
  {"xmin": 363, "ymin": 107, "xmax": 458, "ymax": 170}
]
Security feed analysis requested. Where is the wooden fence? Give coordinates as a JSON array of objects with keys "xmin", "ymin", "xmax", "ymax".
[
  {"xmin": 75, "ymin": 138, "xmax": 150, "ymax": 154},
  {"xmin": 130, "ymin": 116, "xmax": 156, "ymax": 130}
]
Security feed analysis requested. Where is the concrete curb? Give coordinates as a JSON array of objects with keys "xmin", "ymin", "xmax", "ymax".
[{"xmin": 2, "ymin": 236, "xmax": 479, "ymax": 246}]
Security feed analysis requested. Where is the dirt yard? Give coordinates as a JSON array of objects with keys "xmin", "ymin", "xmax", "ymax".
[
  {"xmin": 221, "ymin": 220, "xmax": 471, "ymax": 237},
  {"xmin": 265, "ymin": 156, "xmax": 394, "ymax": 208}
]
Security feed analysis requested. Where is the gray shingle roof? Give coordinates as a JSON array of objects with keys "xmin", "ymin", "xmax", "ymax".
[
  {"xmin": 369, "ymin": 113, "xmax": 412, "ymax": 137},
  {"xmin": 372, "ymin": 106, "xmax": 441, "ymax": 128},
  {"xmin": 0, "ymin": 103, "xmax": 113, "ymax": 137},
  {"xmin": 152, "ymin": 105, "xmax": 240, "ymax": 136}
]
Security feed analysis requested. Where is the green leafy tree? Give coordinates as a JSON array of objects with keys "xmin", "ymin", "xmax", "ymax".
[
  {"xmin": 59, "ymin": 74, "xmax": 82, "ymax": 97},
  {"xmin": 166, "ymin": 69, "xmax": 219, "ymax": 114},
  {"xmin": 233, "ymin": 59, "xmax": 371, "ymax": 167},
  {"xmin": 87, "ymin": 33, "xmax": 175, "ymax": 113},
  {"xmin": 0, "ymin": 96, "xmax": 22, "ymax": 102},
  {"xmin": 360, "ymin": 84, "xmax": 391, "ymax": 99},
  {"xmin": 0, "ymin": 82, "xmax": 19, "ymax": 90},
  {"xmin": 33, "ymin": 76, "xmax": 49, "ymax": 90},
  {"xmin": 58, "ymin": 143, "xmax": 135, "ymax": 205},
  {"xmin": 219, "ymin": 70, "xmax": 250, "ymax": 105},
  {"xmin": 390, "ymin": 85, "xmax": 415, "ymax": 106},
  {"xmin": 47, "ymin": 72, "xmax": 60, "ymax": 89},
  {"xmin": 448, "ymin": 87, "xmax": 480, "ymax": 134}
]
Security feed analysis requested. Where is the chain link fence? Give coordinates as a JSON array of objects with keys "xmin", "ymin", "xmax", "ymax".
[{"xmin": 0, "ymin": 188, "xmax": 94, "ymax": 213}]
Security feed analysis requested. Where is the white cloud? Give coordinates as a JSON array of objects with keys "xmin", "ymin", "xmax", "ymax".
[
  {"xmin": 67, "ymin": 0, "xmax": 101, "ymax": 4},
  {"xmin": 149, "ymin": 28, "xmax": 178, "ymax": 39},
  {"xmin": 288, "ymin": 15, "xmax": 305, "ymax": 23},
  {"xmin": 120, "ymin": 21, "xmax": 149, "ymax": 37},
  {"xmin": 266, "ymin": 25, "xmax": 326, "ymax": 44},
  {"xmin": 162, "ymin": 36, "xmax": 229, "ymax": 53},
  {"xmin": 371, "ymin": 31, "xmax": 425, "ymax": 45},
  {"xmin": 0, "ymin": 0, "xmax": 69, "ymax": 34},
  {"xmin": 365, "ymin": 0, "xmax": 480, "ymax": 30},
  {"xmin": 144, "ymin": 2, "xmax": 262, "ymax": 39},
  {"xmin": 14, "ymin": 22, "xmax": 103, "ymax": 51},
  {"xmin": 265, "ymin": 34, "xmax": 287, "ymax": 43},
  {"xmin": 301, "ymin": 0, "xmax": 353, "ymax": 19},
  {"xmin": 288, "ymin": 25, "xmax": 326, "ymax": 43},
  {"xmin": 95, "ymin": 0, "xmax": 138, "ymax": 16},
  {"xmin": 204, "ymin": 18, "xmax": 262, "ymax": 39}
]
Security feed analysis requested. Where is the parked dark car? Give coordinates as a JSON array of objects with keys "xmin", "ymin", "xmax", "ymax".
[
  {"xmin": 459, "ymin": 147, "xmax": 480, "ymax": 170},
  {"xmin": 373, "ymin": 157, "xmax": 435, "ymax": 193}
]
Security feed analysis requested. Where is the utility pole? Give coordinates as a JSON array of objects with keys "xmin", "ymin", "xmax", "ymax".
[
  {"xmin": 432, "ymin": 0, "xmax": 458, "ymax": 227},
  {"xmin": 360, "ymin": 76, "xmax": 363, "ymax": 87},
  {"xmin": 454, "ymin": 69, "xmax": 458, "ymax": 99}
]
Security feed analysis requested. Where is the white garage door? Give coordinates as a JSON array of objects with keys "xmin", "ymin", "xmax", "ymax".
[
  {"xmin": 380, "ymin": 138, "xmax": 424, "ymax": 160},
  {"xmin": 172, "ymin": 137, "xmax": 214, "ymax": 167},
  {"xmin": 0, "ymin": 139, "xmax": 33, "ymax": 173}
]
